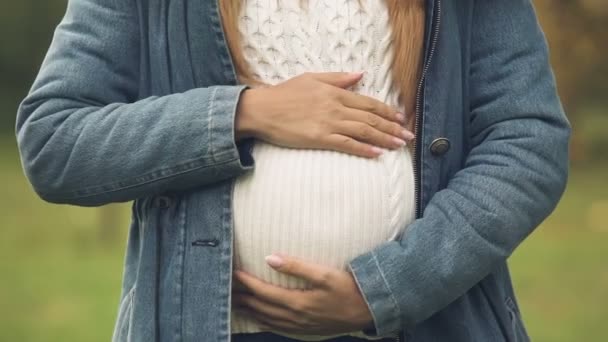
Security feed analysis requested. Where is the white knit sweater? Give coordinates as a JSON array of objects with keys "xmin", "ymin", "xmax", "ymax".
[{"xmin": 231, "ymin": 1, "xmax": 416, "ymax": 340}]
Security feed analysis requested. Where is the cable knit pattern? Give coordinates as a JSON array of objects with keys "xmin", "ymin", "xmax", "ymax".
[{"xmin": 231, "ymin": 1, "xmax": 415, "ymax": 340}]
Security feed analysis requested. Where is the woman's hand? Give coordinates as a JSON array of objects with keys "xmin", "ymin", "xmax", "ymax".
[
  {"xmin": 235, "ymin": 72, "xmax": 414, "ymax": 158},
  {"xmin": 232, "ymin": 254, "xmax": 375, "ymax": 335}
]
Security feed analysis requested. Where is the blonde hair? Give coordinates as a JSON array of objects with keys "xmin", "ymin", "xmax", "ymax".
[{"xmin": 219, "ymin": 0, "xmax": 425, "ymax": 126}]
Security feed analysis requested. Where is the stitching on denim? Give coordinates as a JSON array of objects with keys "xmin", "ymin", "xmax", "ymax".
[
  {"xmin": 228, "ymin": 86, "xmax": 248, "ymax": 164},
  {"xmin": 46, "ymin": 86, "xmax": 245, "ymax": 201},
  {"xmin": 175, "ymin": 199, "xmax": 187, "ymax": 341},
  {"xmin": 208, "ymin": 86, "xmax": 218, "ymax": 157},
  {"xmin": 42, "ymin": 154, "xmax": 240, "ymax": 201},
  {"xmin": 371, "ymin": 251, "xmax": 403, "ymax": 329},
  {"xmin": 347, "ymin": 263, "xmax": 380, "ymax": 336}
]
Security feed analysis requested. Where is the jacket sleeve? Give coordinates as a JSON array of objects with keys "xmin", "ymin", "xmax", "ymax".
[
  {"xmin": 348, "ymin": 0, "xmax": 571, "ymax": 336},
  {"xmin": 15, "ymin": 0, "xmax": 253, "ymax": 207}
]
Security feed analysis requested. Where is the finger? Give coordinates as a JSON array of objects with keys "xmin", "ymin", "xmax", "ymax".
[
  {"xmin": 265, "ymin": 254, "xmax": 337, "ymax": 288},
  {"xmin": 306, "ymin": 71, "xmax": 363, "ymax": 89},
  {"xmin": 338, "ymin": 89, "xmax": 402, "ymax": 123},
  {"xmin": 233, "ymin": 293, "xmax": 299, "ymax": 323},
  {"xmin": 323, "ymin": 134, "xmax": 384, "ymax": 158},
  {"xmin": 341, "ymin": 109, "xmax": 415, "ymax": 142},
  {"xmin": 232, "ymin": 274, "xmax": 253, "ymax": 294},
  {"xmin": 233, "ymin": 270, "xmax": 295, "ymax": 308},
  {"xmin": 256, "ymin": 315, "xmax": 311, "ymax": 335},
  {"xmin": 334, "ymin": 120, "xmax": 407, "ymax": 150},
  {"xmin": 232, "ymin": 283, "xmax": 253, "ymax": 295},
  {"xmin": 235, "ymin": 307, "xmax": 305, "ymax": 334}
]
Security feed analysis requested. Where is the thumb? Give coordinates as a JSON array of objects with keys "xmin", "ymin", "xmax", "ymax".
[
  {"xmin": 265, "ymin": 254, "xmax": 335, "ymax": 287},
  {"xmin": 307, "ymin": 71, "xmax": 364, "ymax": 89}
]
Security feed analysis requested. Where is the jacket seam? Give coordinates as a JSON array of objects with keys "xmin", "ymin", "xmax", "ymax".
[
  {"xmin": 372, "ymin": 251, "xmax": 403, "ymax": 329},
  {"xmin": 207, "ymin": 86, "xmax": 218, "ymax": 156},
  {"xmin": 40, "ymin": 152, "xmax": 241, "ymax": 201},
  {"xmin": 348, "ymin": 262, "xmax": 381, "ymax": 337}
]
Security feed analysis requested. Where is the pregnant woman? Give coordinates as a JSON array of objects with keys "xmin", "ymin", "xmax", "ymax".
[
  {"xmin": 16, "ymin": 0, "xmax": 570, "ymax": 342},
  {"xmin": 228, "ymin": 1, "xmax": 419, "ymax": 340}
]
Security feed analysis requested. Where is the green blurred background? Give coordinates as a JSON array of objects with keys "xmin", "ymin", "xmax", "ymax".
[{"xmin": 0, "ymin": 1, "xmax": 606, "ymax": 341}]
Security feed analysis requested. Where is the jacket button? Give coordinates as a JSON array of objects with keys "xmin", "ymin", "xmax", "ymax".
[
  {"xmin": 154, "ymin": 195, "xmax": 173, "ymax": 209},
  {"xmin": 430, "ymin": 137, "xmax": 451, "ymax": 156}
]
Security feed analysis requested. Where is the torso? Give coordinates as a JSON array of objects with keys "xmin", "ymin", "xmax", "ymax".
[{"xmin": 231, "ymin": 1, "xmax": 416, "ymax": 339}]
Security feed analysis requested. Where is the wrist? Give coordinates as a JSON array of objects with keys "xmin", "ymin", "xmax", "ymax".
[{"xmin": 235, "ymin": 88, "xmax": 266, "ymax": 140}]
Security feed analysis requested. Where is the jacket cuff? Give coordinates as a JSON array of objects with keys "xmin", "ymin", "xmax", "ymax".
[
  {"xmin": 210, "ymin": 85, "xmax": 255, "ymax": 170},
  {"xmin": 348, "ymin": 250, "xmax": 403, "ymax": 337}
]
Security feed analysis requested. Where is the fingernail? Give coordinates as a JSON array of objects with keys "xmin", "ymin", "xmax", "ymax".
[
  {"xmin": 265, "ymin": 254, "xmax": 284, "ymax": 268},
  {"xmin": 393, "ymin": 137, "xmax": 406, "ymax": 147},
  {"xmin": 370, "ymin": 146, "xmax": 384, "ymax": 156},
  {"xmin": 396, "ymin": 112, "xmax": 405, "ymax": 122},
  {"xmin": 401, "ymin": 130, "xmax": 415, "ymax": 141},
  {"xmin": 349, "ymin": 71, "xmax": 364, "ymax": 77}
]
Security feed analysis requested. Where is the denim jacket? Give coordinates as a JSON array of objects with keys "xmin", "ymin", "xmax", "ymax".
[{"xmin": 16, "ymin": 0, "xmax": 570, "ymax": 341}]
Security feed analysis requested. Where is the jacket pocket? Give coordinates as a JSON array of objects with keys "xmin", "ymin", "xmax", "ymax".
[
  {"xmin": 112, "ymin": 286, "xmax": 136, "ymax": 342},
  {"xmin": 505, "ymin": 296, "xmax": 530, "ymax": 342}
]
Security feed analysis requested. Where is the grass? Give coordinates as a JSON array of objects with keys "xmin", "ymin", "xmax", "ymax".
[
  {"xmin": 0, "ymin": 139, "xmax": 128, "ymax": 342},
  {"xmin": 509, "ymin": 161, "xmax": 608, "ymax": 342},
  {"xmin": 1, "ymin": 138, "xmax": 606, "ymax": 342}
]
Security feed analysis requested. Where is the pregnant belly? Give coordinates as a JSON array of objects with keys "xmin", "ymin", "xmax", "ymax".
[{"xmin": 231, "ymin": 142, "xmax": 416, "ymax": 289}]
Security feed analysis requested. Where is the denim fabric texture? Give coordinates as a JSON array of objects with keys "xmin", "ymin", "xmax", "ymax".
[{"xmin": 15, "ymin": 0, "xmax": 570, "ymax": 341}]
